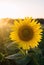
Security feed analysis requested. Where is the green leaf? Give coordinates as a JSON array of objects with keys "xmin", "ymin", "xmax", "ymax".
[
  {"xmin": 6, "ymin": 42, "xmax": 19, "ymax": 55},
  {"xmin": 5, "ymin": 53, "xmax": 31, "ymax": 65},
  {"xmin": 32, "ymin": 47, "xmax": 42, "ymax": 54},
  {"xmin": 0, "ymin": 53, "xmax": 4, "ymax": 62},
  {"xmin": 40, "ymin": 56, "xmax": 44, "ymax": 65}
]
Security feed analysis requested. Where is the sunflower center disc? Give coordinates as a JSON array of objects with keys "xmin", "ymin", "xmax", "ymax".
[{"xmin": 18, "ymin": 25, "xmax": 34, "ymax": 41}]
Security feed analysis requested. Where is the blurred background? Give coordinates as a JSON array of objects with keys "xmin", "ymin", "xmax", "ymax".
[{"xmin": 0, "ymin": 0, "xmax": 44, "ymax": 18}]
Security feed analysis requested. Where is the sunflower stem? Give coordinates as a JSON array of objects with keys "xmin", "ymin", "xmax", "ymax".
[
  {"xmin": 20, "ymin": 49, "xmax": 25, "ymax": 55},
  {"xmin": 25, "ymin": 50, "xmax": 28, "ymax": 55},
  {"xmin": 18, "ymin": 48, "xmax": 26, "ymax": 56},
  {"xmin": 26, "ymin": 50, "xmax": 28, "ymax": 54}
]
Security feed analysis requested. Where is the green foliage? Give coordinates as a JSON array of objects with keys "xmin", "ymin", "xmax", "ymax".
[
  {"xmin": 5, "ymin": 52, "xmax": 31, "ymax": 65},
  {"xmin": 0, "ymin": 53, "xmax": 4, "ymax": 62},
  {"xmin": 6, "ymin": 42, "xmax": 20, "ymax": 55}
]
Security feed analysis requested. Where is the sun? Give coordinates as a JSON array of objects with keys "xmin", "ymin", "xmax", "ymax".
[{"xmin": 10, "ymin": 17, "xmax": 43, "ymax": 50}]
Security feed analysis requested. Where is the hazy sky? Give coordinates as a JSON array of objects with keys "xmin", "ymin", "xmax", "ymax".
[{"xmin": 0, "ymin": 0, "xmax": 44, "ymax": 18}]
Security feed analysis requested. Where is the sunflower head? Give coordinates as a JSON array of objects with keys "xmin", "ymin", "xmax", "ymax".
[
  {"xmin": 18, "ymin": 25, "xmax": 34, "ymax": 41},
  {"xmin": 10, "ymin": 17, "xmax": 43, "ymax": 50}
]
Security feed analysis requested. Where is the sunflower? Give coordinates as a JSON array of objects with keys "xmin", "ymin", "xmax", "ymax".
[{"xmin": 10, "ymin": 17, "xmax": 43, "ymax": 50}]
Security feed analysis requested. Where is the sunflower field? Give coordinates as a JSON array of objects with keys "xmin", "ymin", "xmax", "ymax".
[{"xmin": 0, "ymin": 17, "xmax": 44, "ymax": 65}]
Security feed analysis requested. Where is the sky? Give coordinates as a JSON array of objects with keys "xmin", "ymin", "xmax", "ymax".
[{"xmin": 0, "ymin": 0, "xmax": 44, "ymax": 18}]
